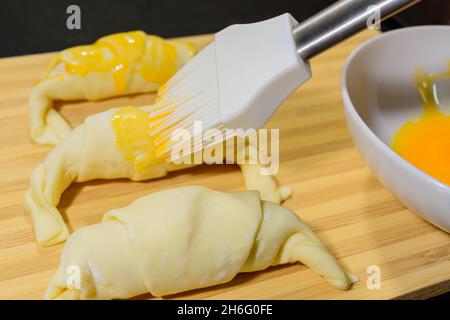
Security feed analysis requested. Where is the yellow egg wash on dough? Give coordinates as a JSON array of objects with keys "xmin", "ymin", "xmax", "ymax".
[
  {"xmin": 45, "ymin": 31, "xmax": 185, "ymax": 92},
  {"xmin": 392, "ymin": 63, "xmax": 450, "ymax": 185},
  {"xmin": 111, "ymin": 107, "xmax": 164, "ymax": 172},
  {"xmin": 140, "ymin": 35, "xmax": 179, "ymax": 84}
]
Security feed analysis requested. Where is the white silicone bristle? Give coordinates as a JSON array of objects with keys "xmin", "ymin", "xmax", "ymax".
[
  {"xmin": 149, "ymin": 13, "xmax": 311, "ymax": 158},
  {"xmin": 149, "ymin": 43, "xmax": 224, "ymax": 157}
]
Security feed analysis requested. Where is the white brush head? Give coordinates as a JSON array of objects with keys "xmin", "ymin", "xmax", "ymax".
[
  {"xmin": 149, "ymin": 13, "xmax": 312, "ymax": 157},
  {"xmin": 149, "ymin": 43, "xmax": 220, "ymax": 156}
]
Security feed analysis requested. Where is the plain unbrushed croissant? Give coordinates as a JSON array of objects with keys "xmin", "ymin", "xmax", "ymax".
[
  {"xmin": 24, "ymin": 106, "xmax": 292, "ymax": 247},
  {"xmin": 45, "ymin": 186, "xmax": 356, "ymax": 299},
  {"xmin": 29, "ymin": 31, "xmax": 196, "ymax": 145}
]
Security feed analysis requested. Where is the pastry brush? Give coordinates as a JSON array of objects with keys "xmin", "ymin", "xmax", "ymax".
[{"xmin": 149, "ymin": 0, "xmax": 421, "ymax": 158}]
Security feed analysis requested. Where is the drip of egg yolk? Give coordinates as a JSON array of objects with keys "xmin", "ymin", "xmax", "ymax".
[
  {"xmin": 51, "ymin": 31, "xmax": 191, "ymax": 92},
  {"xmin": 140, "ymin": 36, "xmax": 179, "ymax": 84},
  {"xmin": 61, "ymin": 31, "xmax": 146, "ymax": 92},
  {"xmin": 111, "ymin": 107, "xmax": 164, "ymax": 172},
  {"xmin": 392, "ymin": 65, "xmax": 450, "ymax": 185}
]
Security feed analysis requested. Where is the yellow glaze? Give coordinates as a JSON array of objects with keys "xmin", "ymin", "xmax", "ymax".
[
  {"xmin": 50, "ymin": 31, "xmax": 189, "ymax": 92},
  {"xmin": 112, "ymin": 107, "xmax": 163, "ymax": 172},
  {"xmin": 29, "ymin": 31, "xmax": 196, "ymax": 146},
  {"xmin": 140, "ymin": 35, "xmax": 179, "ymax": 85},
  {"xmin": 392, "ymin": 63, "xmax": 450, "ymax": 185}
]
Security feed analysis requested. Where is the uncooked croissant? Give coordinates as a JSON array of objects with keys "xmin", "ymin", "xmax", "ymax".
[
  {"xmin": 29, "ymin": 31, "xmax": 196, "ymax": 145},
  {"xmin": 24, "ymin": 106, "xmax": 291, "ymax": 247},
  {"xmin": 45, "ymin": 186, "xmax": 356, "ymax": 299}
]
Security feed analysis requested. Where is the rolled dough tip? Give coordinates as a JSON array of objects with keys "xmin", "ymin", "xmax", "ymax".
[{"xmin": 278, "ymin": 185, "xmax": 293, "ymax": 201}]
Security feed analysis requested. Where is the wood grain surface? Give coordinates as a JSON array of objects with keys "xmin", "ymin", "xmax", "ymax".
[{"xmin": 1, "ymin": 30, "xmax": 449, "ymax": 300}]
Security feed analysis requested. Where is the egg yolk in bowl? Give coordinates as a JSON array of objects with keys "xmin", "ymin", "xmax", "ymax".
[{"xmin": 392, "ymin": 64, "xmax": 450, "ymax": 186}]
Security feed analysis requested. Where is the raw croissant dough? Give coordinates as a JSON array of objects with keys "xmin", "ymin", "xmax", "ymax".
[
  {"xmin": 45, "ymin": 186, "xmax": 356, "ymax": 300},
  {"xmin": 24, "ymin": 106, "xmax": 292, "ymax": 247},
  {"xmin": 29, "ymin": 31, "xmax": 196, "ymax": 145}
]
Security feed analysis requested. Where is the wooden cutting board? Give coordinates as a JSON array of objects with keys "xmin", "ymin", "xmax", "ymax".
[{"xmin": 1, "ymin": 29, "xmax": 449, "ymax": 300}]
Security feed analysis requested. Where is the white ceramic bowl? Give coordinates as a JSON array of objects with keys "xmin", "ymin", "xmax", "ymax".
[{"xmin": 342, "ymin": 26, "xmax": 450, "ymax": 233}]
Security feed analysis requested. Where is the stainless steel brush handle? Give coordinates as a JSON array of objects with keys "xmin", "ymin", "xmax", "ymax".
[{"xmin": 293, "ymin": 0, "xmax": 421, "ymax": 60}]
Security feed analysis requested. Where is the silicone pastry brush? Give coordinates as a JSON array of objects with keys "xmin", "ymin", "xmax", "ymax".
[{"xmin": 149, "ymin": 0, "xmax": 420, "ymax": 157}]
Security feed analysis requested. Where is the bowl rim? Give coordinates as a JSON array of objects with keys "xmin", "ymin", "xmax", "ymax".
[{"xmin": 341, "ymin": 25, "xmax": 450, "ymax": 192}]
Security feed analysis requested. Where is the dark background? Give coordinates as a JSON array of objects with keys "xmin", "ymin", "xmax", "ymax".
[
  {"xmin": 0, "ymin": 0, "xmax": 449, "ymax": 57},
  {"xmin": 0, "ymin": 0, "xmax": 449, "ymax": 300}
]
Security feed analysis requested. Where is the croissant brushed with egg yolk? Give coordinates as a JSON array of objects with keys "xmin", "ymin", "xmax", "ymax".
[
  {"xmin": 45, "ymin": 186, "xmax": 356, "ymax": 300},
  {"xmin": 24, "ymin": 105, "xmax": 292, "ymax": 247},
  {"xmin": 29, "ymin": 31, "xmax": 196, "ymax": 145}
]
